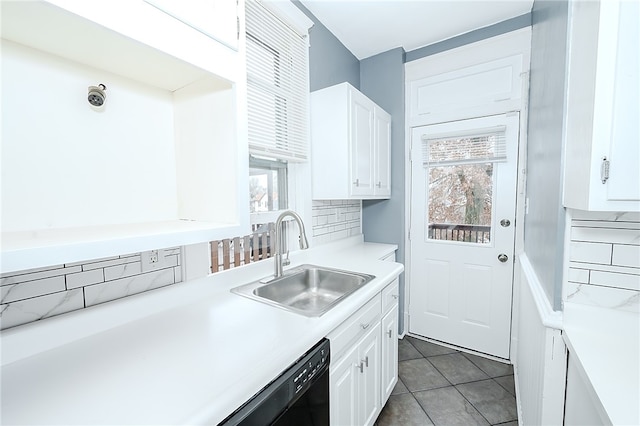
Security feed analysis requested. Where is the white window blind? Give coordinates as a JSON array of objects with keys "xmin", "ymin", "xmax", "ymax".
[
  {"xmin": 246, "ymin": 0, "xmax": 309, "ymax": 162},
  {"xmin": 422, "ymin": 126, "xmax": 507, "ymax": 166}
]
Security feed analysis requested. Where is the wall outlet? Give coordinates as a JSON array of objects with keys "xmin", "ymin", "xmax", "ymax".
[{"xmin": 142, "ymin": 249, "xmax": 165, "ymax": 272}]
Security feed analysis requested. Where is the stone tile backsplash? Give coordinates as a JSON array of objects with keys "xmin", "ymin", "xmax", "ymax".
[
  {"xmin": 312, "ymin": 200, "xmax": 361, "ymax": 245},
  {"xmin": 566, "ymin": 211, "xmax": 640, "ymax": 312},
  {"xmin": 0, "ymin": 248, "xmax": 182, "ymax": 330}
]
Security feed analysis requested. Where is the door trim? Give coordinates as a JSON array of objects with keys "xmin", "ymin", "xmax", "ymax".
[{"xmin": 403, "ymin": 30, "xmax": 531, "ymax": 361}]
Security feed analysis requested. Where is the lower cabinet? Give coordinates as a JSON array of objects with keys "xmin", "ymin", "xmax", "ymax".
[
  {"xmin": 381, "ymin": 304, "xmax": 399, "ymax": 402},
  {"xmin": 328, "ymin": 278, "xmax": 399, "ymax": 426}
]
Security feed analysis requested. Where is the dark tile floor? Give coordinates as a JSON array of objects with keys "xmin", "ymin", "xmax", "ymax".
[{"xmin": 375, "ymin": 336, "xmax": 518, "ymax": 426}]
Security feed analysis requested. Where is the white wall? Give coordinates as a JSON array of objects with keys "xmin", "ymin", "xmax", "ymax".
[{"xmin": 1, "ymin": 40, "xmax": 178, "ymax": 232}]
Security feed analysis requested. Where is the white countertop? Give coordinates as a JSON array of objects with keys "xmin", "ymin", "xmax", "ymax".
[
  {"xmin": 0, "ymin": 237, "xmax": 402, "ymax": 425},
  {"xmin": 562, "ymin": 302, "xmax": 640, "ymax": 426}
]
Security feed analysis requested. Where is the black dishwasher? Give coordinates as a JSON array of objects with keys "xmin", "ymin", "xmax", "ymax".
[{"xmin": 219, "ymin": 338, "xmax": 330, "ymax": 426}]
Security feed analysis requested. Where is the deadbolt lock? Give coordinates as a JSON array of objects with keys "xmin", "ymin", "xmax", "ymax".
[
  {"xmin": 498, "ymin": 253, "xmax": 509, "ymax": 263},
  {"xmin": 500, "ymin": 219, "xmax": 511, "ymax": 227}
]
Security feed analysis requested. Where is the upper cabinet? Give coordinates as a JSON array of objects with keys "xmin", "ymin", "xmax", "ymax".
[
  {"xmin": 145, "ymin": 0, "xmax": 239, "ymax": 50},
  {"xmin": 311, "ymin": 83, "xmax": 391, "ymax": 200},
  {"xmin": 563, "ymin": 0, "xmax": 640, "ymax": 212},
  {"xmin": 0, "ymin": 0, "xmax": 249, "ymax": 273}
]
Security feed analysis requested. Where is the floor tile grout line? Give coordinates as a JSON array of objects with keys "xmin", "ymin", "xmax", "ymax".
[{"xmin": 407, "ymin": 388, "xmax": 437, "ymax": 426}]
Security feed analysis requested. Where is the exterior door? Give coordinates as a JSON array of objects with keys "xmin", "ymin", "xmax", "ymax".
[{"xmin": 409, "ymin": 113, "xmax": 519, "ymax": 359}]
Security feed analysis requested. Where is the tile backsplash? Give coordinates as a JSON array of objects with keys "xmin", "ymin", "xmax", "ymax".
[
  {"xmin": 565, "ymin": 210, "xmax": 640, "ymax": 312},
  {"xmin": 0, "ymin": 248, "xmax": 183, "ymax": 330},
  {"xmin": 312, "ymin": 200, "xmax": 361, "ymax": 245}
]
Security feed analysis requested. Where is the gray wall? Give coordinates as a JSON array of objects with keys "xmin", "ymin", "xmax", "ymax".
[
  {"xmin": 360, "ymin": 48, "xmax": 406, "ymax": 331},
  {"xmin": 524, "ymin": 0, "xmax": 569, "ymax": 311},
  {"xmin": 292, "ymin": 1, "xmax": 360, "ymax": 91}
]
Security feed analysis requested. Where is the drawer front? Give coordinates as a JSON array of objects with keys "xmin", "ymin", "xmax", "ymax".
[
  {"xmin": 381, "ymin": 279, "xmax": 399, "ymax": 314},
  {"xmin": 328, "ymin": 295, "xmax": 381, "ymax": 361}
]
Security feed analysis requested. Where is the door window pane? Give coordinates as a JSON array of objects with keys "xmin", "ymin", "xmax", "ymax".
[{"xmin": 427, "ymin": 163, "xmax": 493, "ymax": 244}]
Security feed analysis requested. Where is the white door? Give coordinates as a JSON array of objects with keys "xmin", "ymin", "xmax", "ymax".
[{"xmin": 409, "ymin": 113, "xmax": 519, "ymax": 359}]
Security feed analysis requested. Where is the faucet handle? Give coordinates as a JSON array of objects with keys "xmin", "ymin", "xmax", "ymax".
[{"xmin": 282, "ymin": 250, "xmax": 291, "ymax": 267}]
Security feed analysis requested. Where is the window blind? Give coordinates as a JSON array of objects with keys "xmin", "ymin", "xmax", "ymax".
[
  {"xmin": 246, "ymin": 0, "xmax": 309, "ymax": 162},
  {"xmin": 422, "ymin": 125, "xmax": 507, "ymax": 166}
]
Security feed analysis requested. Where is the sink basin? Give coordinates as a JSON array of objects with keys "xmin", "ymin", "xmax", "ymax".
[{"xmin": 231, "ymin": 264, "xmax": 375, "ymax": 317}]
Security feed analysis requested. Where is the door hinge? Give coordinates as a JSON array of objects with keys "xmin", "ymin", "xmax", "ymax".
[{"xmin": 601, "ymin": 157, "xmax": 610, "ymax": 184}]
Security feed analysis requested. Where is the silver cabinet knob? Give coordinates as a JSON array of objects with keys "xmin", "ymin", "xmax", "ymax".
[
  {"xmin": 498, "ymin": 253, "xmax": 509, "ymax": 263},
  {"xmin": 500, "ymin": 219, "xmax": 511, "ymax": 227}
]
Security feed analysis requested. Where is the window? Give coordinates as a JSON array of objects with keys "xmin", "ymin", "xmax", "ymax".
[
  {"xmin": 209, "ymin": 0, "xmax": 312, "ymax": 274},
  {"xmin": 249, "ymin": 156, "xmax": 288, "ymax": 214},
  {"xmin": 246, "ymin": 0, "xmax": 309, "ymax": 162}
]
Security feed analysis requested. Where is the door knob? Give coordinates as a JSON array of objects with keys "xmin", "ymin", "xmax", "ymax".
[
  {"xmin": 498, "ymin": 253, "xmax": 509, "ymax": 263},
  {"xmin": 500, "ymin": 219, "xmax": 511, "ymax": 227}
]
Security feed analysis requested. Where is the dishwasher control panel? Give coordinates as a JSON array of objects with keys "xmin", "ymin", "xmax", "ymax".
[{"xmin": 291, "ymin": 339, "xmax": 330, "ymax": 395}]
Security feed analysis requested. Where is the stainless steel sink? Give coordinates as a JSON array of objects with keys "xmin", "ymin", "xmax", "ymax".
[{"xmin": 231, "ymin": 264, "xmax": 375, "ymax": 317}]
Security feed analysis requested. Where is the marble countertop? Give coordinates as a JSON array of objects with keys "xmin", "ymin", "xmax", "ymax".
[
  {"xmin": 0, "ymin": 237, "xmax": 402, "ymax": 425},
  {"xmin": 562, "ymin": 302, "xmax": 640, "ymax": 425}
]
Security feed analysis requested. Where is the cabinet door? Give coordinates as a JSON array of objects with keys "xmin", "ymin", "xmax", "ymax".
[
  {"xmin": 330, "ymin": 345, "xmax": 359, "ymax": 426},
  {"xmin": 358, "ymin": 323, "xmax": 381, "ymax": 426},
  {"xmin": 381, "ymin": 305, "xmax": 399, "ymax": 403},
  {"xmin": 564, "ymin": 353, "xmax": 607, "ymax": 425},
  {"xmin": 350, "ymin": 89, "xmax": 375, "ymax": 197},
  {"xmin": 374, "ymin": 108, "xmax": 391, "ymax": 198}
]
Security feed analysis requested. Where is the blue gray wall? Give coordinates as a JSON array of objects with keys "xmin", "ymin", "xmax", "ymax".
[
  {"xmin": 292, "ymin": 1, "xmax": 360, "ymax": 91},
  {"xmin": 360, "ymin": 48, "xmax": 406, "ymax": 331},
  {"xmin": 524, "ymin": 0, "xmax": 569, "ymax": 311},
  {"xmin": 406, "ymin": 13, "xmax": 531, "ymax": 62}
]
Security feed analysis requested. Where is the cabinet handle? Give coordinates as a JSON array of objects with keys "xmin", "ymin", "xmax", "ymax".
[
  {"xmin": 601, "ymin": 157, "xmax": 610, "ymax": 184},
  {"xmin": 362, "ymin": 356, "xmax": 369, "ymax": 368},
  {"xmin": 353, "ymin": 178, "xmax": 360, "ymax": 187},
  {"xmin": 387, "ymin": 329, "xmax": 392, "ymax": 338},
  {"xmin": 360, "ymin": 322, "xmax": 370, "ymax": 330},
  {"xmin": 376, "ymin": 181, "xmax": 381, "ymax": 188},
  {"xmin": 356, "ymin": 362, "xmax": 363, "ymax": 373}
]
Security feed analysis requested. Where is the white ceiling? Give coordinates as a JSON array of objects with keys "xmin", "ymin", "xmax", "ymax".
[{"xmin": 299, "ymin": 0, "xmax": 534, "ymax": 60}]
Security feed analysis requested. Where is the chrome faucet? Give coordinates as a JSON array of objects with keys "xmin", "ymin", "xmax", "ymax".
[{"xmin": 273, "ymin": 210, "xmax": 309, "ymax": 278}]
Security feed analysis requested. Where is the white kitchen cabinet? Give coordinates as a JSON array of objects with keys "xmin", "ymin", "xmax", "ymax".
[
  {"xmin": 381, "ymin": 284, "xmax": 399, "ymax": 403},
  {"xmin": 145, "ymin": 0, "xmax": 239, "ymax": 50},
  {"xmin": 563, "ymin": 0, "xmax": 640, "ymax": 212},
  {"xmin": 328, "ymin": 278, "xmax": 400, "ymax": 426},
  {"xmin": 311, "ymin": 82, "xmax": 392, "ymax": 200},
  {"xmin": 330, "ymin": 320, "xmax": 381, "ymax": 426},
  {"xmin": 564, "ymin": 352, "xmax": 608, "ymax": 425},
  {"xmin": 0, "ymin": 0, "xmax": 249, "ymax": 273}
]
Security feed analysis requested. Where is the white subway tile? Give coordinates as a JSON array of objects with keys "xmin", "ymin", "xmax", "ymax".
[
  {"xmin": 84, "ymin": 269, "xmax": 175, "ymax": 307},
  {"xmin": 590, "ymin": 271, "xmax": 640, "ymax": 291},
  {"xmin": 66, "ymin": 269, "xmax": 105, "ymax": 289},
  {"xmin": 0, "ymin": 264, "xmax": 65, "ymax": 278},
  {"xmin": 103, "ymin": 262, "xmax": 143, "ymax": 282},
  {"xmin": 572, "ymin": 220, "xmax": 640, "ymax": 230},
  {"xmin": 163, "ymin": 247, "xmax": 181, "ymax": 256},
  {"xmin": 174, "ymin": 266, "xmax": 183, "ymax": 283},
  {"xmin": 0, "ymin": 289, "xmax": 84, "ymax": 330},
  {"xmin": 568, "ymin": 268, "xmax": 589, "ymax": 284},
  {"xmin": 1, "ymin": 276, "xmax": 66, "ymax": 303},
  {"xmin": 571, "ymin": 227, "xmax": 640, "ymax": 245},
  {"xmin": 569, "ymin": 261, "xmax": 639, "ymax": 276},
  {"xmin": 571, "ymin": 211, "xmax": 640, "ymax": 222},
  {"xmin": 164, "ymin": 255, "xmax": 180, "ymax": 268},
  {"xmin": 0, "ymin": 265, "xmax": 80, "ymax": 286},
  {"xmin": 317, "ymin": 215, "xmax": 328, "ymax": 226},
  {"xmin": 65, "ymin": 256, "xmax": 119, "ymax": 268},
  {"xmin": 82, "ymin": 255, "xmax": 140, "ymax": 271},
  {"xmin": 569, "ymin": 241, "xmax": 612, "ymax": 265},
  {"xmin": 612, "ymin": 244, "xmax": 640, "ymax": 268}
]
